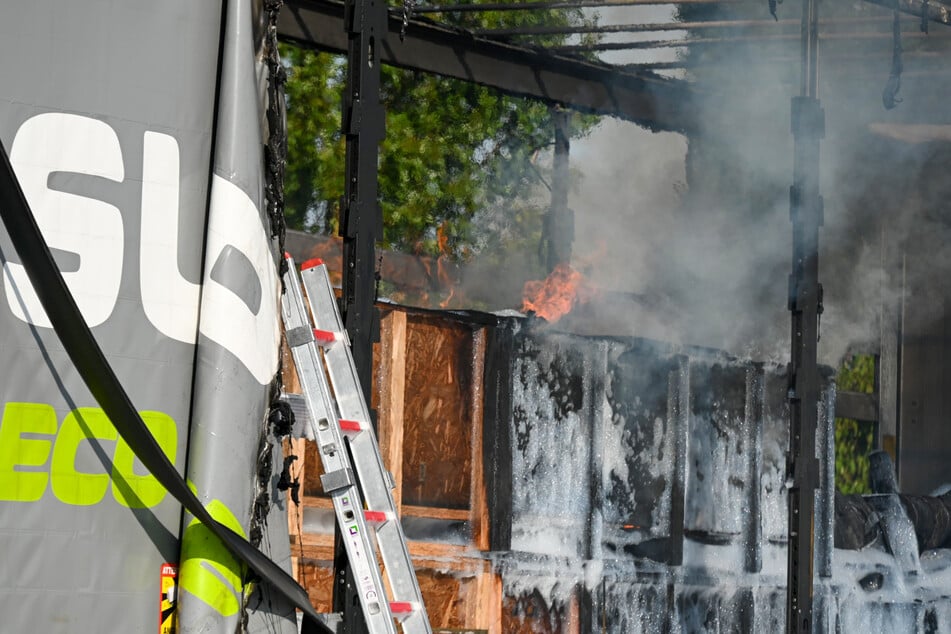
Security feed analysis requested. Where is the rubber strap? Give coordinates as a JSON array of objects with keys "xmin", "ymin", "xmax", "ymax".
[{"xmin": 0, "ymin": 141, "xmax": 332, "ymax": 634}]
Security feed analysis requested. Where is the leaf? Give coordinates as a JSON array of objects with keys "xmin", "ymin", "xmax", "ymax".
[{"xmin": 280, "ymin": 2, "xmax": 600, "ymax": 261}]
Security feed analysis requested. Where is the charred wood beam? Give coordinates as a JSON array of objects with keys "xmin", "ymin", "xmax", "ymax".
[
  {"xmin": 279, "ymin": 0, "xmax": 697, "ymax": 132},
  {"xmin": 835, "ymin": 491, "xmax": 951, "ymax": 552},
  {"xmin": 668, "ymin": 357, "xmax": 690, "ymax": 567},
  {"xmin": 864, "ymin": 0, "xmax": 951, "ymax": 26},
  {"xmin": 745, "ymin": 365, "xmax": 766, "ymax": 574},
  {"xmin": 818, "ymin": 383, "xmax": 836, "ymax": 579},
  {"xmin": 482, "ymin": 324, "xmax": 515, "ymax": 552}
]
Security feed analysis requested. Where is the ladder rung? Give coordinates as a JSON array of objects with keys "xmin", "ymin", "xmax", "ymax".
[
  {"xmin": 283, "ymin": 253, "xmax": 432, "ymax": 634},
  {"xmin": 363, "ymin": 510, "xmax": 392, "ymax": 525},
  {"xmin": 338, "ymin": 419, "xmax": 364, "ymax": 434},
  {"xmin": 313, "ymin": 328, "xmax": 341, "ymax": 346},
  {"xmin": 389, "ymin": 602, "xmax": 418, "ymax": 618}
]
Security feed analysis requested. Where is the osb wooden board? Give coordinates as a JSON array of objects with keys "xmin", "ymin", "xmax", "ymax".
[
  {"xmin": 297, "ymin": 559, "xmax": 334, "ymax": 614},
  {"xmin": 295, "ymin": 555, "xmax": 496, "ymax": 632},
  {"xmin": 302, "ymin": 439, "xmax": 327, "ymax": 498},
  {"xmin": 371, "ymin": 336, "xmax": 382, "ymax": 412},
  {"xmin": 417, "ymin": 570, "xmax": 468, "ymax": 630},
  {"xmin": 401, "ymin": 315, "xmax": 474, "ymax": 509},
  {"xmin": 282, "ymin": 294, "xmax": 479, "ymax": 511}
]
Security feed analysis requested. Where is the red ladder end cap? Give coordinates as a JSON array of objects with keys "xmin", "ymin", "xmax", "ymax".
[
  {"xmin": 283, "ymin": 251, "xmax": 292, "ymax": 260},
  {"xmin": 301, "ymin": 257, "xmax": 324, "ymax": 270},
  {"xmin": 338, "ymin": 419, "xmax": 363, "ymax": 433},
  {"xmin": 312, "ymin": 329, "xmax": 338, "ymax": 344},
  {"xmin": 363, "ymin": 510, "xmax": 388, "ymax": 523},
  {"xmin": 389, "ymin": 602, "xmax": 416, "ymax": 615}
]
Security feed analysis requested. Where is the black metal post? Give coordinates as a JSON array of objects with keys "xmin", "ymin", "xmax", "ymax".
[
  {"xmin": 745, "ymin": 365, "xmax": 764, "ymax": 575},
  {"xmin": 335, "ymin": 1, "xmax": 385, "ymax": 631},
  {"xmin": 341, "ymin": 0, "xmax": 385, "ymax": 405},
  {"xmin": 668, "ymin": 356, "xmax": 689, "ymax": 567},
  {"xmin": 785, "ymin": 0, "xmax": 823, "ymax": 627},
  {"xmin": 545, "ymin": 107, "xmax": 573, "ymax": 270}
]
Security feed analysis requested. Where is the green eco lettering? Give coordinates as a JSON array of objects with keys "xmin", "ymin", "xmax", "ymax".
[
  {"xmin": 0, "ymin": 402, "xmax": 177, "ymax": 507},
  {"xmin": 0, "ymin": 403, "xmax": 58, "ymax": 502},
  {"xmin": 179, "ymin": 499, "xmax": 247, "ymax": 617},
  {"xmin": 51, "ymin": 408, "xmax": 117, "ymax": 506},
  {"xmin": 112, "ymin": 411, "xmax": 177, "ymax": 508}
]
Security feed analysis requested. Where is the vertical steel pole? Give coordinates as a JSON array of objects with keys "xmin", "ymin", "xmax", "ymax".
[
  {"xmin": 342, "ymin": 0, "xmax": 385, "ymax": 405},
  {"xmin": 545, "ymin": 107, "xmax": 573, "ymax": 271},
  {"xmin": 786, "ymin": 0, "xmax": 823, "ymax": 627},
  {"xmin": 337, "ymin": 1, "xmax": 385, "ymax": 631}
]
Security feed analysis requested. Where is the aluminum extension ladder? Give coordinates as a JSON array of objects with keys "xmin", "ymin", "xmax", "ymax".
[{"xmin": 281, "ymin": 254, "xmax": 431, "ymax": 634}]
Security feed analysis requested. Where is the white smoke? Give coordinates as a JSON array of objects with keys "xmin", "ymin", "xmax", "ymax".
[{"xmin": 553, "ymin": 2, "xmax": 948, "ymax": 368}]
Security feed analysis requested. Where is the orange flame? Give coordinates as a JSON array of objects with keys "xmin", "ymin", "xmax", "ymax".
[
  {"xmin": 436, "ymin": 223, "xmax": 457, "ymax": 309},
  {"xmin": 436, "ymin": 222, "xmax": 450, "ymax": 256},
  {"xmin": 521, "ymin": 262, "xmax": 595, "ymax": 322},
  {"xmin": 413, "ymin": 222, "xmax": 461, "ymax": 309}
]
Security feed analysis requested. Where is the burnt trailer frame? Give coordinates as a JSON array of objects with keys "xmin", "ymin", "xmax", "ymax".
[
  {"xmin": 279, "ymin": 294, "xmax": 851, "ymax": 632},
  {"xmin": 275, "ymin": 0, "xmax": 951, "ymax": 631}
]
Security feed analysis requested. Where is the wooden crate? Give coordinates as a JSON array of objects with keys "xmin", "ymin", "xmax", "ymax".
[{"xmin": 284, "ymin": 303, "xmax": 500, "ymax": 631}]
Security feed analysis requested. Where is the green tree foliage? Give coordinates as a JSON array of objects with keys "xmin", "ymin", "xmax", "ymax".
[
  {"xmin": 835, "ymin": 354, "xmax": 876, "ymax": 494},
  {"xmin": 281, "ymin": 2, "xmax": 598, "ymax": 260}
]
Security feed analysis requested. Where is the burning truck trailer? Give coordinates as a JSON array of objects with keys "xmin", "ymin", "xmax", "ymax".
[
  {"xmin": 281, "ymin": 236, "xmax": 951, "ymax": 632},
  {"xmin": 4, "ymin": 1, "xmax": 951, "ymax": 633},
  {"xmin": 274, "ymin": 1, "xmax": 946, "ymax": 631},
  {"xmin": 276, "ymin": 2, "xmax": 951, "ymax": 621}
]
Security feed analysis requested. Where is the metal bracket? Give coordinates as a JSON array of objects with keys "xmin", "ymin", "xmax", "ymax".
[
  {"xmin": 788, "ymin": 273, "xmax": 798, "ymax": 311},
  {"xmin": 321, "ymin": 467, "xmax": 355, "ymax": 494},
  {"xmin": 287, "ymin": 326, "xmax": 315, "ymax": 347}
]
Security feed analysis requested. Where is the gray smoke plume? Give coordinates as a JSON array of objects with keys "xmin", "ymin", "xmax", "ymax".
[{"xmin": 550, "ymin": 2, "xmax": 951, "ymax": 368}]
